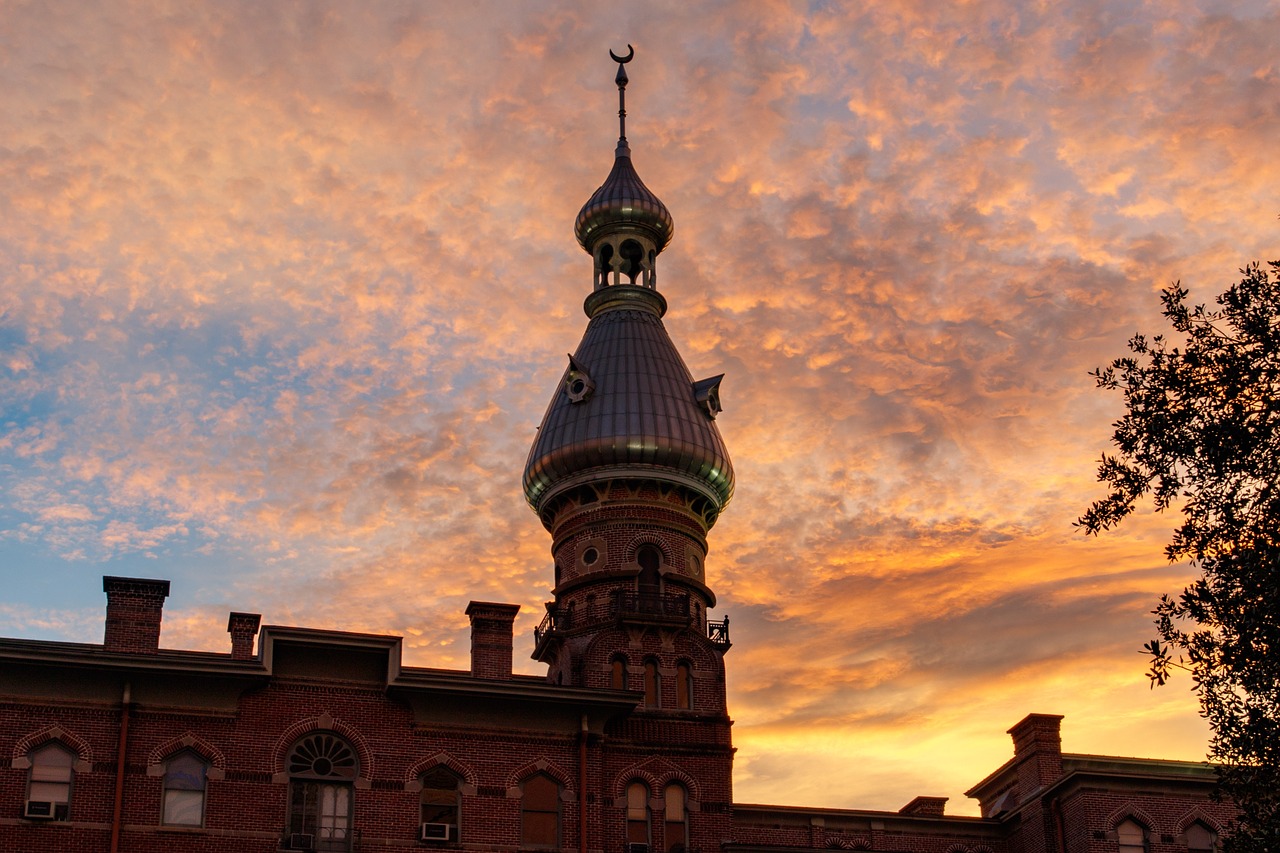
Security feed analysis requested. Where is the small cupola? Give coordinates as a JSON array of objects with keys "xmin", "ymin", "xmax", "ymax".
[{"xmin": 573, "ymin": 45, "xmax": 673, "ymax": 294}]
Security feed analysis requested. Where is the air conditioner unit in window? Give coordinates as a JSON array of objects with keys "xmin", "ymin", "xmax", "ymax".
[
  {"xmin": 24, "ymin": 800, "xmax": 56, "ymax": 819},
  {"xmin": 627, "ymin": 844, "xmax": 650, "ymax": 853},
  {"xmin": 420, "ymin": 822, "xmax": 452, "ymax": 841},
  {"xmin": 285, "ymin": 832, "xmax": 315, "ymax": 851}
]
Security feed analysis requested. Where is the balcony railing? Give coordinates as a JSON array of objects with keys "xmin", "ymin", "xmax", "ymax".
[
  {"xmin": 707, "ymin": 616, "xmax": 730, "ymax": 647},
  {"xmin": 614, "ymin": 590, "xmax": 690, "ymax": 620},
  {"xmin": 535, "ymin": 594, "xmax": 731, "ymax": 652}
]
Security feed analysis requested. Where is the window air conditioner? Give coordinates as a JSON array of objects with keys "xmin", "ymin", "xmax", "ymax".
[
  {"xmin": 420, "ymin": 822, "xmax": 452, "ymax": 841},
  {"xmin": 627, "ymin": 844, "xmax": 650, "ymax": 853},
  {"xmin": 24, "ymin": 800, "xmax": 56, "ymax": 819},
  {"xmin": 286, "ymin": 832, "xmax": 315, "ymax": 850}
]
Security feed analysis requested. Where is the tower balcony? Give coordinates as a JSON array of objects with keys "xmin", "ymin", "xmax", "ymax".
[{"xmin": 533, "ymin": 589, "xmax": 730, "ymax": 657}]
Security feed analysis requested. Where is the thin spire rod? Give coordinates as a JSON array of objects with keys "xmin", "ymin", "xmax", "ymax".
[{"xmin": 609, "ymin": 45, "xmax": 634, "ymax": 145}]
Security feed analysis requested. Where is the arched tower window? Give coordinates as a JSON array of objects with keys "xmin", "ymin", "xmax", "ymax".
[
  {"xmin": 626, "ymin": 780, "xmax": 650, "ymax": 844},
  {"xmin": 1185, "ymin": 822, "xmax": 1218, "ymax": 852},
  {"xmin": 420, "ymin": 766, "xmax": 463, "ymax": 841},
  {"xmin": 643, "ymin": 658, "xmax": 661, "ymax": 708},
  {"xmin": 637, "ymin": 546, "xmax": 661, "ymax": 594},
  {"xmin": 620, "ymin": 239, "xmax": 645, "ymax": 285},
  {"xmin": 611, "ymin": 655, "xmax": 628, "ymax": 690},
  {"xmin": 1116, "ymin": 818, "xmax": 1147, "ymax": 853},
  {"xmin": 27, "ymin": 741, "xmax": 75, "ymax": 820},
  {"xmin": 287, "ymin": 733, "xmax": 358, "ymax": 852},
  {"xmin": 520, "ymin": 773, "xmax": 561, "ymax": 847},
  {"xmin": 596, "ymin": 243, "xmax": 615, "ymax": 289},
  {"xmin": 663, "ymin": 783, "xmax": 688, "ymax": 852},
  {"xmin": 162, "ymin": 750, "xmax": 208, "ymax": 826},
  {"xmin": 675, "ymin": 662, "xmax": 693, "ymax": 710}
]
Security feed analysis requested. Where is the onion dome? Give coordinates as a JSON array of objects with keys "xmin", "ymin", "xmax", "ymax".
[
  {"xmin": 574, "ymin": 140, "xmax": 673, "ymax": 254},
  {"xmin": 522, "ymin": 306, "xmax": 734, "ymax": 522}
]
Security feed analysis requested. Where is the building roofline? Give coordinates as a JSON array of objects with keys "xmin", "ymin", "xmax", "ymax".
[
  {"xmin": 0, "ymin": 636, "xmax": 266, "ymax": 676},
  {"xmin": 731, "ymin": 802, "xmax": 998, "ymax": 825}
]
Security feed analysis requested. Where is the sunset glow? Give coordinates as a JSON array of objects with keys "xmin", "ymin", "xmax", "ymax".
[{"xmin": 3, "ymin": 0, "xmax": 1277, "ymax": 817}]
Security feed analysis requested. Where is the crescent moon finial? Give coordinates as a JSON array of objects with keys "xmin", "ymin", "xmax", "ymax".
[{"xmin": 609, "ymin": 44, "xmax": 634, "ymax": 64}]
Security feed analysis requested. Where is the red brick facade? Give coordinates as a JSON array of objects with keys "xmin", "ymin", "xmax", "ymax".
[{"xmin": 0, "ymin": 579, "xmax": 1237, "ymax": 853}]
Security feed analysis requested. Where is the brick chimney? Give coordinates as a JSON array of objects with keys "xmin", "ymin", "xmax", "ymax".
[
  {"xmin": 1008, "ymin": 713, "xmax": 1064, "ymax": 798},
  {"xmin": 103, "ymin": 576, "xmax": 171, "ymax": 654},
  {"xmin": 899, "ymin": 796, "xmax": 948, "ymax": 817},
  {"xmin": 465, "ymin": 601, "xmax": 520, "ymax": 679},
  {"xmin": 227, "ymin": 612, "xmax": 262, "ymax": 660}
]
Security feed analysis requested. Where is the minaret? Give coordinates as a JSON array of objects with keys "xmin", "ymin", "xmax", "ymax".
[{"xmin": 523, "ymin": 47, "xmax": 735, "ymax": 705}]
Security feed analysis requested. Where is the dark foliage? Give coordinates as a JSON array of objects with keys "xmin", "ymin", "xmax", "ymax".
[{"xmin": 1080, "ymin": 261, "xmax": 1280, "ymax": 852}]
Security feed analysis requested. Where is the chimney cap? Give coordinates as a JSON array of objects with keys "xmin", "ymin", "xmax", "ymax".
[{"xmin": 103, "ymin": 576, "xmax": 171, "ymax": 596}]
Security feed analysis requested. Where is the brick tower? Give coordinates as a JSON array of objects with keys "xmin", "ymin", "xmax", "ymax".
[{"xmin": 522, "ymin": 47, "xmax": 737, "ymax": 853}]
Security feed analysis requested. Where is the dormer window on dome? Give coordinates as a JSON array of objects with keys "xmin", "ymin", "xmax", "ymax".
[{"xmin": 564, "ymin": 354, "xmax": 595, "ymax": 404}]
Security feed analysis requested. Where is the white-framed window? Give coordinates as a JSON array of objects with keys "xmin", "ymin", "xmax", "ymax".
[
  {"xmin": 28, "ymin": 742, "xmax": 75, "ymax": 820},
  {"xmin": 162, "ymin": 750, "xmax": 208, "ymax": 826}
]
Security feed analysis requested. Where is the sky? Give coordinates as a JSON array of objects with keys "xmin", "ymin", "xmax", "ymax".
[{"xmin": 1, "ymin": 0, "xmax": 1277, "ymax": 818}]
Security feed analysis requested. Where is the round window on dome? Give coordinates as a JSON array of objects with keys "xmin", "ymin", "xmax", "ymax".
[{"xmin": 582, "ymin": 547, "xmax": 599, "ymax": 566}]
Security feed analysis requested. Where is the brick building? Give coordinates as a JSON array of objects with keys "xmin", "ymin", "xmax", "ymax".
[{"xmin": 0, "ymin": 54, "xmax": 1235, "ymax": 853}]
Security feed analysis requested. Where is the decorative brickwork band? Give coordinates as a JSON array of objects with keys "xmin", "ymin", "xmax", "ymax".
[
  {"xmin": 102, "ymin": 576, "xmax": 171, "ymax": 655},
  {"xmin": 227, "ymin": 611, "xmax": 262, "ymax": 660},
  {"xmin": 465, "ymin": 601, "xmax": 520, "ymax": 680}
]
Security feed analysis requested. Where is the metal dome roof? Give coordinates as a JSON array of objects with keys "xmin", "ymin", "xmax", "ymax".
[
  {"xmin": 574, "ymin": 143, "xmax": 674, "ymax": 254},
  {"xmin": 522, "ymin": 301, "xmax": 734, "ymax": 518}
]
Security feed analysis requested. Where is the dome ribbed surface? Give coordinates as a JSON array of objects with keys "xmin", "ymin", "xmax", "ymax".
[
  {"xmin": 574, "ymin": 151, "xmax": 674, "ymax": 253},
  {"xmin": 523, "ymin": 307, "xmax": 734, "ymax": 515}
]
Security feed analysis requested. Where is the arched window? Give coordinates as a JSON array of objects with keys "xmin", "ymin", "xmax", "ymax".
[
  {"xmin": 1117, "ymin": 818, "xmax": 1147, "ymax": 853},
  {"xmin": 663, "ymin": 783, "xmax": 688, "ymax": 852},
  {"xmin": 287, "ymin": 733, "xmax": 358, "ymax": 852},
  {"xmin": 643, "ymin": 659, "xmax": 661, "ymax": 708},
  {"xmin": 1185, "ymin": 822, "xmax": 1218, "ymax": 852},
  {"xmin": 637, "ymin": 546, "xmax": 661, "ymax": 593},
  {"xmin": 611, "ymin": 655, "xmax": 627, "ymax": 690},
  {"xmin": 626, "ymin": 780, "xmax": 650, "ymax": 844},
  {"xmin": 27, "ymin": 742, "xmax": 75, "ymax": 820},
  {"xmin": 521, "ymin": 773, "xmax": 560, "ymax": 847},
  {"xmin": 420, "ymin": 766, "xmax": 463, "ymax": 841},
  {"xmin": 675, "ymin": 663, "xmax": 693, "ymax": 710},
  {"xmin": 162, "ymin": 750, "xmax": 208, "ymax": 826}
]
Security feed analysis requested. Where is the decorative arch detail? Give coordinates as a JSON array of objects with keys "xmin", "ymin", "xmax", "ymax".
[
  {"xmin": 611, "ymin": 768, "xmax": 661, "ymax": 799},
  {"xmin": 146, "ymin": 732, "xmax": 227, "ymax": 778},
  {"xmin": 628, "ymin": 537, "xmax": 672, "ymax": 565},
  {"xmin": 611, "ymin": 755, "xmax": 701, "ymax": 803},
  {"xmin": 404, "ymin": 751, "xmax": 477, "ymax": 791},
  {"xmin": 1176, "ymin": 808, "xmax": 1223, "ymax": 833},
  {"xmin": 505, "ymin": 758, "xmax": 574, "ymax": 796},
  {"xmin": 11, "ymin": 725, "xmax": 92, "ymax": 769},
  {"xmin": 271, "ymin": 714, "xmax": 373, "ymax": 785},
  {"xmin": 1107, "ymin": 804, "xmax": 1157, "ymax": 832}
]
